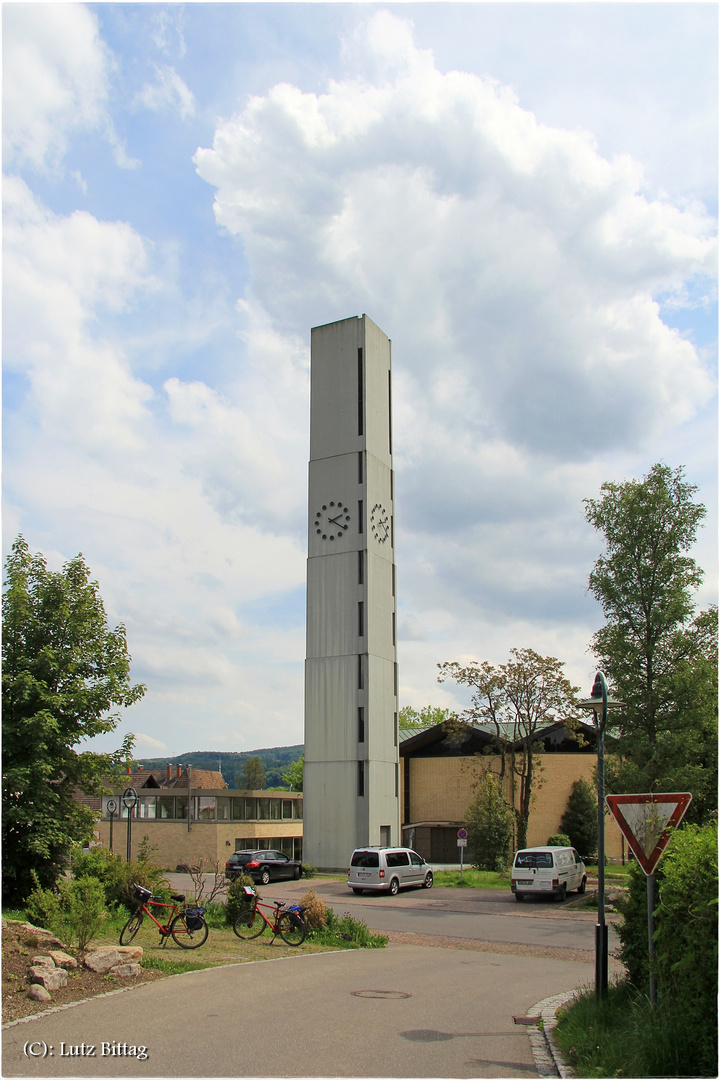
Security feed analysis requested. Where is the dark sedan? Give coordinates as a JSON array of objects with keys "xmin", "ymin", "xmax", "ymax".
[{"xmin": 225, "ymin": 849, "xmax": 302, "ymax": 885}]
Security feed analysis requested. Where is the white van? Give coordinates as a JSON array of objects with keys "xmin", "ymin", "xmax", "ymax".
[
  {"xmin": 510, "ymin": 846, "xmax": 587, "ymax": 902},
  {"xmin": 347, "ymin": 847, "xmax": 434, "ymax": 895}
]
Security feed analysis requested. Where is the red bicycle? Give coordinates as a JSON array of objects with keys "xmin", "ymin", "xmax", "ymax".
[
  {"xmin": 232, "ymin": 885, "xmax": 306, "ymax": 946},
  {"xmin": 119, "ymin": 884, "xmax": 208, "ymax": 949}
]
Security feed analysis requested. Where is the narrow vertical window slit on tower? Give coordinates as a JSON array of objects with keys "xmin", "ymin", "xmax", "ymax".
[
  {"xmin": 358, "ymin": 350, "xmax": 364, "ymax": 436},
  {"xmin": 388, "ymin": 370, "xmax": 392, "ymax": 454}
]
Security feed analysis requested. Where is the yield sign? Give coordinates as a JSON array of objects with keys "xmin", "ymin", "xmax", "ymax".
[{"xmin": 605, "ymin": 793, "xmax": 692, "ymax": 875}]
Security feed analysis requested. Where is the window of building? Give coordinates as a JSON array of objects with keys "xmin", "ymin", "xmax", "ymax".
[
  {"xmin": 157, "ymin": 797, "xmax": 175, "ymax": 820},
  {"xmin": 194, "ymin": 797, "xmax": 216, "ymax": 820},
  {"xmin": 137, "ymin": 798, "xmax": 156, "ymax": 819}
]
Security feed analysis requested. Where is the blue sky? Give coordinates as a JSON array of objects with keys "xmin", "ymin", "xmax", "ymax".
[{"xmin": 3, "ymin": 3, "xmax": 717, "ymax": 758}]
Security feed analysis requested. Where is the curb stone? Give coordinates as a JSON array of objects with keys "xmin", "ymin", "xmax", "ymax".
[{"xmin": 526, "ymin": 990, "xmax": 577, "ymax": 1078}]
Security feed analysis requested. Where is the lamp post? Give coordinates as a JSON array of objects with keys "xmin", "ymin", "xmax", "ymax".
[
  {"xmin": 106, "ymin": 798, "xmax": 117, "ymax": 853},
  {"xmin": 578, "ymin": 671, "xmax": 623, "ymax": 999},
  {"xmin": 122, "ymin": 787, "xmax": 138, "ymax": 862}
]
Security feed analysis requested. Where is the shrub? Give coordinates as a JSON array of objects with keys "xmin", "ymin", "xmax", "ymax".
[
  {"xmin": 617, "ymin": 822, "xmax": 718, "ymax": 1075},
  {"xmin": 466, "ymin": 771, "xmax": 514, "ymax": 872},
  {"xmin": 302, "ymin": 903, "xmax": 387, "ymax": 948},
  {"xmin": 300, "ymin": 863, "xmax": 317, "ymax": 878},
  {"xmin": 225, "ymin": 874, "xmax": 257, "ymax": 925},
  {"xmin": 546, "ymin": 833, "xmax": 571, "ymax": 847},
  {"xmin": 559, "ymin": 778, "xmax": 597, "ymax": 858},
  {"xmin": 299, "ymin": 888, "xmax": 327, "ymax": 931},
  {"xmin": 71, "ymin": 844, "xmax": 169, "ymax": 910},
  {"xmin": 26, "ymin": 873, "xmax": 107, "ymax": 952}
]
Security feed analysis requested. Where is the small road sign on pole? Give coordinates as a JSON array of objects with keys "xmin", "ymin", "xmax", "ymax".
[{"xmin": 457, "ymin": 829, "xmax": 468, "ymax": 880}]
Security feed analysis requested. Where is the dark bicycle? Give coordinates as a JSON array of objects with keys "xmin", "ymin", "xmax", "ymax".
[
  {"xmin": 232, "ymin": 885, "xmax": 307, "ymax": 946},
  {"xmin": 120, "ymin": 884, "xmax": 208, "ymax": 949}
]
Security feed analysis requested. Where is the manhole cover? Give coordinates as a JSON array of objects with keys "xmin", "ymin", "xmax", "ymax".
[{"xmin": 352, "ymin": 990, "xmax": 411, "ymax": 1000}]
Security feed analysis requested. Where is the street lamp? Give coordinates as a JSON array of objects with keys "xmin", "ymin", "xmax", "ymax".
[
  {"xmin": 122, "ymin": 787, "xmax": 138, "ymax": 862},
  {"xmin": 106, "ymin": 798, "xmax": 117, "ymax": 853},
  {"xmin": 578, "ymin": 671, "xmax": 623, "ymax": 999}
]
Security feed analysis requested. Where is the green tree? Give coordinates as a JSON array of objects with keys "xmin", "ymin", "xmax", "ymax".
[
  {"xmin": 2, "ymin": 537, "xmax": 144, "ymax": 903},
  {"xmin": 439, "ymin": 649, "xmax": 580, "ymax": 849},
  {"xmin": 559, "ymin": 778, "xmax": 598, "ymax": 858},
  {"xmin": 282, "ymin": 755, "xmax": 304, "ymax": 791},
  {"xmin": 465, "ymin": 771, "xmax": 514, "ymax": 871},
  {"xmin": 398, "ymin": 705, "xmax": 452, "ymax": 730},
  {"xmin": 237, "ymin": 755, "xmax": 266, "ymax": 790},
  {"xmin": 584, "ymin": 464, "xmax": 717, "ymax": 817}
]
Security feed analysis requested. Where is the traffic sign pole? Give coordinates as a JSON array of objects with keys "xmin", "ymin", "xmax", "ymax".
[
  {"xmin": 457, "ymin": 829, "xmax": 468, "ymax": 883},
  {"xmin": 605, "ymin": 792, "xmax": 692, "ymax": 1006}
]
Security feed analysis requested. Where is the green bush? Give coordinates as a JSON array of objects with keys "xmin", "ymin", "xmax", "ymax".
[
  {"xmin": 546, "ymin": 833, "xmax": 571, "ymax": 847},
  {"xmin": 70, "ymin": 845, "xmax": 169, "ymax": 910},
  {"xmin": 466, "ymin": 771, "xmax": 514, "ymax": 872},
  {"xmin": 225, "ymin": 874, "xmax": 257, "ymax": 925},
  {"xmin": 559, "ymin": 778, "xmax": 598, "ymax": 858},
  {"xmin": 300, "ymin": 863, "xmax": 317, "ymax": 878},
  {"xmin": 615, "ymin": 822, "xmax": 718, "ymax": 1075},
  {"xmin": 26, "ymin": 873, "xmax": 107, "ymax": 952},
  {"xmin": 305, "ymin": 904, "xmax": 387, "ymax": 948},
  {"xmin": 653, "ymin": 822, "xmax": 717, "ymax": 1069}
]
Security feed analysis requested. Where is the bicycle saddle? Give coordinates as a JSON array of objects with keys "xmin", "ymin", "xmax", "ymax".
[{"xmin": 171, "ymin": 893, "xmax": 185, "ymax": 902}]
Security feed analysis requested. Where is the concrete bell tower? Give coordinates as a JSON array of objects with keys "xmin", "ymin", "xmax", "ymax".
[{"xmin": 303, "ymin": 315, "xmax": 400, "ymax": 871}]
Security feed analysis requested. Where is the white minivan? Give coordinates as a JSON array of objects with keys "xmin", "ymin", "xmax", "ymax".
[{"xmin": 510, "ymin": 846, "xmax": 587, "ymax": 902}]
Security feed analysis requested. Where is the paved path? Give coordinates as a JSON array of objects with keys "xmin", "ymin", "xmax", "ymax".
[{"xmin": 3, "ymin": 944, "xmax": 593, "ymax": 1078}]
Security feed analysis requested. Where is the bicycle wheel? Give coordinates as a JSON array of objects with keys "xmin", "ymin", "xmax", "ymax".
[
  {"xmin": 233, "ymin": 909, "xmax": 265, "ymax": 940},
  {"xmin": 170, "ymin": 913, "xmax": 209, "ymax": 949},
  {"xmin": 119, "ymin": 911, "xmax": 144, "ymax": 945},
  {"xmin": 278, "ymin": 910, "xmax": 306, "ymax": 947}
]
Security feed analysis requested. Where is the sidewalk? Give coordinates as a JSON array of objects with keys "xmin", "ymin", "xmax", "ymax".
[{"xmin": 4, "ymin": 942, "xmax": 593, "ymax": 1078}]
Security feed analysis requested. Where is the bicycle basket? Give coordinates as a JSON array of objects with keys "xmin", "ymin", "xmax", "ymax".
[
  {"xmin": 133, "ymin": 884, "xmax": 152, "ymax": 903},
  {"xmin": 184, "ymin": 907, "xmax": 205, "ymax": 931}
]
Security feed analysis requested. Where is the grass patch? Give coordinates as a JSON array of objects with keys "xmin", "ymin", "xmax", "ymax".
[
  {"xmin": 2, "ymin": 907, "xmax": 28, "ymax": 922},
  {"xmin": 140, "ymin": 955, "xmax": 212, "ymax": 976},
  {"xmin": 554, "ymin": 979, "xmax": 716, "ymax": 1077},
  {"xmin": 434, "ymin": 868, "xmax": 510, "ymax": 889}
]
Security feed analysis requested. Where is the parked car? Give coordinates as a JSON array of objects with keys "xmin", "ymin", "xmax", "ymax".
[
  {"xmin": 510, "ymin": 846, "xmax": 587, "ymax": 902},
  {"xmin": 225, "ymin": 849, "xmax": 302, "ymax": 885},
  {"xmin": 347, "ymin": 846, "xmax": 434, "ymax": 895}
]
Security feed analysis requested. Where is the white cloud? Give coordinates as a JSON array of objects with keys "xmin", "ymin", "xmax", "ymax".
[
  {"xmin": 2, "ymin": 178, "xmax": 308, "ymax": 751},
  {"xmin": 2, "ymin": 3, "xmax": 118, "ymax": 170},
  {"xmin": 136, "ymin": 65, "xmax": 196, "ymax": 119},
  {"xmin": 195, "ymin": 11, "xmax": 715, "ymax": 470},
  {"xmin": 193, "ymin": 10, "xmax": 716, "ymax": 711},
  {"xmin": 134, "ymin": 733, "xmax": 167, "ymax": 754}
]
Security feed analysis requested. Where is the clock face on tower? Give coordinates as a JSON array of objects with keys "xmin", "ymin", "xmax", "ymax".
[
  {"xmin": 370, "ymin": 503, "xmax": 390, "ymax": 544},
  {"xmin": 315, "ymin": 501, "xmax": 351, "ymax": 541}
]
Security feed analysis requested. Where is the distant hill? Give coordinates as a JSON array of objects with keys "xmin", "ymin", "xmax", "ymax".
[{"xmin": 134, "ymin": 746, "xmax": 303, "ymax": 790}]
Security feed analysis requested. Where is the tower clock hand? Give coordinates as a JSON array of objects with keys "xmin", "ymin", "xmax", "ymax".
[{"xmin": 328, "ymin": 514, "xmax": 345, "ymax": 527}]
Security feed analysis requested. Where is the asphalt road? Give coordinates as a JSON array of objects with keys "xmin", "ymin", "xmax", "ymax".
[
  {"xmin": 212, "ymin": 877, "xmax": 622, "ymax": 960},
  {"xmin": 3, "ymin": 944, "xmax": 592, "ymax": 1078}
]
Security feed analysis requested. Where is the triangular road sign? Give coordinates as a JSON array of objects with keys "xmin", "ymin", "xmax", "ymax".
[{"xmin": 605, "ymin": 793, "xmax": 693, "ymax": 875}]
